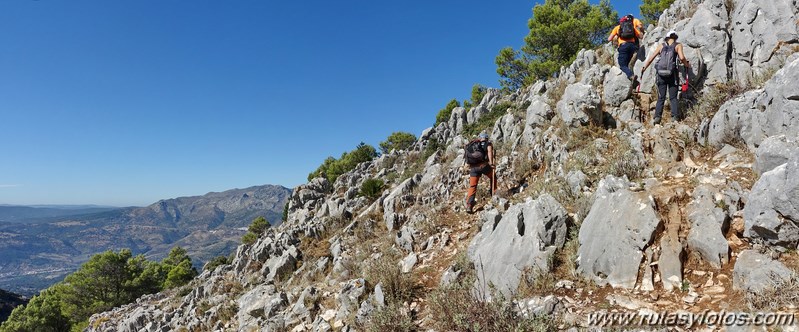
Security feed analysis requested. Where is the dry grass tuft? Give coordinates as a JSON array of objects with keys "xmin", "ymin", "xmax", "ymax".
[
  {"xmin": 427, "ymin": 278, "xmax": 555, "ymax": 332},
  {"xmin": 363, "ymin": 303, "xmax": 415, "ymax": 332},
  {"xmin": 745, "ymin": 274, "xmax": 799, "ymax": 310},
  {"xmin": 364, "ymin": 248, "xmax": 419, "ymax": 305}
]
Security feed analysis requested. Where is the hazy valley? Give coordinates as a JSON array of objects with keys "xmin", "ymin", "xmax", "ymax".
[{"xmin": 0, "ymin": 185, "xmax": 290, "ymax": 296}]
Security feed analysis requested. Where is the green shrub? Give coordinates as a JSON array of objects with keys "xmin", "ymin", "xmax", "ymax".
[
  {"xmin": 241, "ymin": 232, "xmax": 257, "ymax": 246},
  {"xmin": 640, "ymin": 0, "xmax": 676, "ymax": 26},
  {"xmin": 470, "ymin": 83, "xmax": 487, "ymax": 106},
  {"xmin": 422, "ymin": 138, "xmax": 441, "ymax": 161},
  {"xmin": 379, "ymin": 132, "xmax": 417, "ymax": 154},
  {"xmin": 0, "ymin": 248, "xmax": 198, "ymax": 332},
  {"xmin": 308, "ymin": 143, "xmax": 379, "ymax": 183},
  {"xmin": 497, "ymin": 0, "xmax": 617, "ymax": 88},
  {"xmin": 242, "ymin": 216, "xmax": 270, "ymax": 245},
  {"xmin": 359, "ymin": 178, "xmax": 385, "ymax": 200},
  {"xmin": 204, "ymin": 255, "xmax": 230, "ymax": 272},
  {"xmin": 435, "ymin": 99, "xmax": 460, "ymax": 126}
]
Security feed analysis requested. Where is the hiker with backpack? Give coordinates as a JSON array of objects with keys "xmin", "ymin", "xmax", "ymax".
[
  {"xmin": 641, "ymin": 30, "xmax": 692, "ymax": 125},
  {"xmin": 608, "ymin": 14, "xmax": 644, "ymax": 81},
  {"xmin": 463, "ymin": 132, "xmax": 495, "ymax": 214}
]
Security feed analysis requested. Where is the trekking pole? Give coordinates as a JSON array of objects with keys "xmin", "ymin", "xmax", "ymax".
[{"xmin": 492, "ymin": 166, "xmax": 497, "ymax": 197}]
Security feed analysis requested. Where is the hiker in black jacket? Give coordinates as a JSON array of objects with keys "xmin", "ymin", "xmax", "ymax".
[{"xmin": 463, "ymin": 132, "xmax": 496, "ymax": 214}]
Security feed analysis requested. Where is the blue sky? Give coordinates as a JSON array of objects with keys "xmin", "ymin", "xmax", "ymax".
[{"xmin": 0, "ymin": 0, "xmax": 639, "ymax": 207}]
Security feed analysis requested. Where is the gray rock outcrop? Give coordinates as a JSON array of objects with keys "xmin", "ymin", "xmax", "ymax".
[
  {"xmin": 754, "ymin": 135, "xmax": 799, "ymax": 176},
  {"xmin": 556, "ymin": 83, "xmax": 601, "ymax": 127},
  {"xmin": 602, "ymin": 66, "xmax": 632, "ymax": 107},
  {"xmin": 468, "ymin": 195, "xmax": 568, "ymax": 298},
  {"xmin": 708, "ymin": 54, "xmax": 799, "ymax": 149},
  {"xmin": 744, "ymin": 153, "xmax": 799, "ymax": 249},
  {"xmin": 578, "ymin": 176, "xmax": 661, "ymax": 289},
  {"xmin": 730, "ymin": 0, "xmax": 799, "ymax": 83},
  {"xmin": 733, "ymin": 250, "xmax": 794, "ymax": 293},
  {"xmin": 686, "ymin": 185, "xmax": 730, "ymax": 268}
]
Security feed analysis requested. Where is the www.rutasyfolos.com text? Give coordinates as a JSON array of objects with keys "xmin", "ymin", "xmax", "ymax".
[{"xmin": 588, "ymin": 310, "xmax": 796, "ymax": 328}]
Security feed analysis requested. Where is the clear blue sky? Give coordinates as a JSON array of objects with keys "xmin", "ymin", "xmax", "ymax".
[{"xmin": 0, "ymin": 0, "xmax": 639, "ymax": 207}]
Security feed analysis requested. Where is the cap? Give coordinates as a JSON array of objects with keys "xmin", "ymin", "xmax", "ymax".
[
  {"xmin": 478, "ymin": 132, "xmax": 489, "ymax": 140},
  {"xmin": 666, "ymin": 30, "xmax": 678, "ymax": 39}
]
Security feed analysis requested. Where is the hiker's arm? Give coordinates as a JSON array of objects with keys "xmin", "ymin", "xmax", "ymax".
[
  {"xmin": 676, "ymin": 44, "xmax": 691, "ymax": 68},
  {"xmin": 607, "ymin": 26, "xmax": 617, "ymax": 42},
  {"xmin": 641, "ymin": 44, "xmax": 662, "ymax": 72},
  {"xmin": 635, "ymin": 20, "xmax": 644, "ymax": 33},
  {"xmin": 488, "ymin": 145, "xmax": 495, "ymax": 166}
]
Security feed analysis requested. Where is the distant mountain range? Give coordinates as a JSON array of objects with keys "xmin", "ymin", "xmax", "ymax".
[
  {"xmin": 0, "ymin": 205, "xmax": 119, "ymax": 223},
  {"xmin": 0, "ymin": 288, "xmax": 26, "ymax": 323},
  {"xmin": 0, "ymin": 185, "xmax": 292, "ymax": 296}
]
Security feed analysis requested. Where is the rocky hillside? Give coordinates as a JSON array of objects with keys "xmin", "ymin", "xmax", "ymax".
[
  {"xmin": 85, "ymin": 0, "xmax": 798, "ymax": 330},
  {"xmin": 0, "ymin": 185, "xmax": 290, "ymax": 296}
]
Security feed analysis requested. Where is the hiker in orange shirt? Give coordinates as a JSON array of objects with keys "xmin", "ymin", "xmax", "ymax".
[{"xmin": 608, "ymin": 14, "xmax": 644, "ymax": 81}]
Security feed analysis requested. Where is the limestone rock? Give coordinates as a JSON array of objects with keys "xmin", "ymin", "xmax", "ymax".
[
  {"xmin": 709, "ymin": 55, "xmax": 799, "ymax": 149},
  {"xmin": 730, "ymin": 0, "xmax": 799, "ymax": 84},
  {"xmin": 578, "ymin": 177, "xmax": 661, "ymax": 289},
  {"xmin": 754, "ymin": 135, "xmax": 799, "ymax": 176},
  {"xmin": 602, "ymin": 66, "xmax": 632, "ymax": 107},
  {"xmin": 556, "ymin": 83, "xmax": 601, "ymax": 127},
  {"xmin": 686, "ymin": 185, "xmax": 730, "ymax": 268},
  {"xmin": 733, "ymin": 250, "xmax": 794, "ymax": 293},
  {"xmin": 382, "ymin": 174, "xmax": 420, "ymax": 231},
  {"xmin": 744, "ymin": 152, "xmax": 799, "ymax": 248},
  {"xmin": 566, "ymin": 170, "xmax": 588, "ymax": 196},
  {"xmin": 659, "ymin": 236, "xmax": 683, "ymax": 292},
  {"xmin": 468, "ymin": 194, "xmax": 568, "ymax": 298},
  {"xmin": 707, "ymin": 90, "xmax": 760, "ymax": 149}
]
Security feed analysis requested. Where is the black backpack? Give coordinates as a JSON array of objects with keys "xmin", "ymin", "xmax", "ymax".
[
  {"xmin": 656, "ymin": 42, "xmax": 679, "ymax": 77},
  {"xmin": 464, "ymin": 140, "xmax": 488, "ymax": 165},
  {"xmin": 619, "ymin": 15, "xmax": 636, "ymax": 39}
]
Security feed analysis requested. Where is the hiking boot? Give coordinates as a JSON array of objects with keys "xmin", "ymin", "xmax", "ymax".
[
  {"xmin": 466, "ymin": 204, "xmax": 474, "ymax": 214},
  {"xmin": 653, "ymin": 117, "xmax": 661, "ymax": 125}
]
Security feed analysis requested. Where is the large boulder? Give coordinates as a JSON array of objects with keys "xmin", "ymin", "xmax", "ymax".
[
  {"xmin": 521, "ymin": 96, "xmax": 555, "ymax": 143},
  {"xmin": 448, "ymin": 107, "xmax": 468, "ymax": 135},
  {"xmin": 754, "ymin": 135, "xmax": 799, "ymax": 175},
  {"xmin": 686, "ymin": 185, "xmax": 729, "ymax": 268},
  {"xmin": 749, "ymin": 54, "xmax": 799, "ymax": 148},
  {"xmin": 647, "ymin": 126, "xmax": 681, "ymax": 162},
  {"xmin": 577, "ymin": 176, "xmax": 661, "ymax": 289},
  {"xmin": 730, "ymin": 0, "xmax": 799, "ymax": 83},
  {"xmin": 743, "ymin": 153, "xmax": 799, "ymax": 249},
  {"xmin": 733, "ymin": 250, "xmax": 794, "ymax": 293},
  {"xmin": 556, "ymin": 83, "xmax": 601, "ymax": 127},
  {"xmin": 467, "ymin": 194, "xmax": 568, "ymax": 298},
  {"xmin": 708, "ymin": 55, "xmax": 799, "ymax": 150},
  {"xmin": 679, "ymin": 0, "xmax": 731, "ymax": 85},
  {"xmin": 706, "ymin": 89, "xmax": 760, "ymax": 149},
  {"xmin": 602, "ymin": 66, "xmax": 632, "ymax": 107}
]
